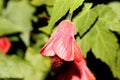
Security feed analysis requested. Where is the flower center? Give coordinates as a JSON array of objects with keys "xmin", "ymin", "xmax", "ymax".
[{"xmin": 51, "ymin": 55, "xmax": 64, "ymax": 71}]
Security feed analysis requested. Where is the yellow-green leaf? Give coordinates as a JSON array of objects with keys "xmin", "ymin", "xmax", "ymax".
[
  {"xmin": 2, "ymin": 0, "xmax": 35, "ymax": 46},
  {"xmin": 0, "ymin": 17, "xmax": 23, "ymax": 36},
  {"xmin": 0, "ymin": 54, "xmax": 34, "ymax": 79},
  {"xmin": 73, "ymin": 3, "xmax": 97, "ymax": 36},
  {"xmin": 25, "ymin": 47, "xmax": 51, "ymax": 80},
  {"xmin": 92, "ymin": 4, "xmax": 120, "ymax": 34},
  {"xmin": 0, "ymin": 0, "xmax": 3, "ymax": 13},
  {"xmin": 41, "ymin": 0, "xmax": 70, "ymax": 34},
  {"xmin": 70, "ymin": 0, "xmax": 84, "ymax": 13}
]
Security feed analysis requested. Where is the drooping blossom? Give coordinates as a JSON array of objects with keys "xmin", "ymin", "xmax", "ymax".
[
  {"xmin": 40, "ymin": 20, "xmax": 96, "ymax": 80},
  {"xmin": 40, "ymin": 20, "xmax": 82, "ymax": 62},
  {"xmin": 57, "ymin": 59, "xmax": 96, "ymax": 80},
  {"xmin": 0, "ymin": 37, "xmax": 11, "ymax": 54}
]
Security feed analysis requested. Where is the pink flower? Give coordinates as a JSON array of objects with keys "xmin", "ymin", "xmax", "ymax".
[
  {"xmin": 40, "ymin": 20, "xmax": 96, "ymax": 80},
  {"xmin": 57, "ymin": 59, "xmax": 96, "ymax": 80},
  {"xmin": 40, "ymin": 20, "xmax": 82, "ymax": 62},
  {"xmin": 0, "ymin": 37, "xmax": 11, "ymax": 54}
]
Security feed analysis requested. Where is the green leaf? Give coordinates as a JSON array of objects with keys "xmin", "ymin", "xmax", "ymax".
[
  {"xmin": 70, "ymin": 0, "xmax": 84, "ymax": 13},
  {"xmin": 111, "ymin": 49, "xmax": 120, "ymax": 79},
  {"xmin": 2, "ymin": 0, "xmax": 34, "ymax": 31},
  {"xmin": 108, "ymin": 1, "xmax": 120, "ymax": 20},
  {"xmin": 92, "ymin": 4, "xmax": 120, "ymax": 33},
  {"xmin": 40, "ymin": 0, "xmax": 70, "ymax": 34},
  {"xmin": 0, "ymin": 17, "xmax": 23, "ymax": 36},
  {"xmin": 0, "ymin": 0, "xmax": 3, "ymax": 13},
  {"xmin": 91, "ymin": 19, "xmax": 119, "ymax": 79},
  {"xmin": 90, "ymin": 5, "xmax": 120, "ymax": 78},
  {"xmin": 73, "ymin": 3, "xmax": 97, "ymax": 36},
  {"xmin": 39, "ymin": 26, "xmax": 52, "ymax": 34},
  {"xmin": 32, "ymin": 33, "xmax": 49, "ymax": 51},
  {"xmin": 20, "ymin": 31, "xmax": 30, "ymax": 47},
  {"xmin": 2, "ymin": 0, "xmax": 35, "ymax": 46},
  {"xmin": 76, "ymin": 32, "xmax": 93, "ymax": 57},
  {"xmin": 0, "ymin": 54, "xmax": 34, "ymax": 79},
  {"xmin": 116, "ymin": 50, "xmax": 120, "ymax": 78},
  {"xmin": 49, "ymin": 0, "xmax": 70, "ymax": 27},
  {"xmin": 0, "ymin": 47, "xmax": 51, "ymax": 80},
  {"xmin": 25, "ymin": 47, "xmax": 51, "ymax": 80},
  {"xmin": 8, "ymin": 36, "xmax": 19, "ymax": 42},
  {"xmin": 78, "ymin": 5, "xmax": 120, "ymax": 79},
  {"xmin": 31, "ymin": 0, "xmax": 55, "ymax": 6},
  {"xmin": 108, "ymin": 2, "xmax": 120, "ymax": 34},
  {"xmin": 46, "ymin": 6, "xmax": 53, "ymax": 17},
  {"xmin": 91, "ymin": 19, "xmax": 119, "ymax": 63},
  {"xmin": 107, "ymin": 20, "xmax": 120, "ymax": 34}
]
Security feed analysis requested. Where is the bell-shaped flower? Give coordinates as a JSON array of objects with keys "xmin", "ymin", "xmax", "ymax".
[{"xmin": 40, "ymin": 20, "xmax": 82, "ymax": 62}]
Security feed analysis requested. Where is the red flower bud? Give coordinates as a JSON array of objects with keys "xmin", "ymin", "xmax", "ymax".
[{"xmin": 0, "ymin": 37, "xmax": 11, "ymax": 54}]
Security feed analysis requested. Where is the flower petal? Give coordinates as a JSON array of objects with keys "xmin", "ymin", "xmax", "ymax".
[
  {"xmin": 81, "ymin": 65, "xmax": 96, "ymax": 80},
  {"xmin": 76, "ymin": 60, "xmax": 96, "ymax": 80},
  {"xmin": 53, "ymin": 34, "xmax": 74, "ymax": 61},
  {"xmin": 73, "ymin": 41, "xmax": 83, "ymax": 62},
  {"xmin": 57, "ymin": 20, "xmax": 75, "ymax": 36},
  {"xmin": 40, "ymin": 33, "xmax": 58, "ymax": 56}
]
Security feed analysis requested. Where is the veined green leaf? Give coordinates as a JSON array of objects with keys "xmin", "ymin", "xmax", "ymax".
[
  {"xmin": 70, "ymin": 0, "xmax": 84, "ymax": 13},
  {"xmin": 92, "ymin": 4, "xmax": 120, "ymax": 33},
  {"xmin": 90, "ymin": 5, "xmax": 120, "ymax": 78},
  {"xmin": 40, "ymin": 0, "xmax": 70, "ymax": 34},
  {"xmin": 91, "ymin": 19, "xmax": 119, "ymax": 62},
  {"xmin": 78, "ymin": 5, "xmax": 120, "ymax": 79},
  {"xmin": 49, "ymin": 0, "xmax": 70, "ymax": 27},
  {"xmin": 76, "ymin": 31, "xmax": 93, "ymax": 57},
  {"xmin": 73, "ymin": 3, "xmax": 97, "ymax": 36},
  {"xmin": 91, "ymin": 19, "xmax": 119, "ymax": 78},
  {"xmin": 40, "ymin": 0, "xmax": 85, "ymax": 34}
]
